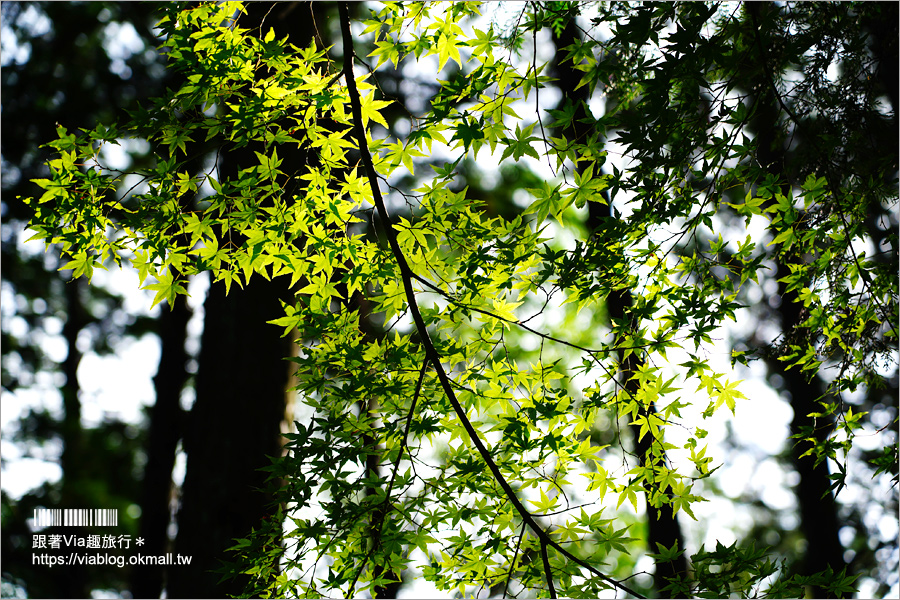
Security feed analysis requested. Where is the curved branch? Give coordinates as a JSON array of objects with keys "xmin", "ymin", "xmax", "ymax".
[
  {"xmin": 540, "ymin": 538, "xmax": 558, "ymax": 599},
  {"xmin": 338, "ymin": 4, "xmax": 644, "ymax": 598}
]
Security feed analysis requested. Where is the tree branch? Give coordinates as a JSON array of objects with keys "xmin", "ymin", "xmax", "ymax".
[
  {"xmin": 540, "ymin": 538, "xmax": 558, "ymax": 599},
  {"xmin": 338, "ymin": 4, "xmax": 645, "ymax": 597}
]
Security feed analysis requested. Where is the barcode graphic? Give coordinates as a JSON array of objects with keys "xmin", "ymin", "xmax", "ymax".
[{"xmin": 33, "ymin": 509, "xmax": 118, "ymax": 527}]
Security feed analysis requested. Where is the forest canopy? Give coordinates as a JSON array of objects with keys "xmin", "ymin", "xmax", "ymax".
[{"xmin": 10, "ymin": 1, "xmax": 898, "ymax": 598}]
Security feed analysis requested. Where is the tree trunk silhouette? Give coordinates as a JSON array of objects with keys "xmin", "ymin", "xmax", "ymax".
[
  {"xmin": 168, "ymin": 276, "xmax": 291, "ymax": 598},
  {"xmin": 132, "ymin": 295, "xmax": 190, "ymax": 598},
  {"xmin": 552, "ymin": 17, "xmax": 688, "ymax": 596},
  {"xmin": 745, "ymin": 4, "xmax": 847, "ymax": 595},
  {"xmin": 57, "ymin": 279, "xmax": 88, "ymax": 599},
  {"xmin": 168, "ymin": 4, "xmax": 323, "ymax": 596}
]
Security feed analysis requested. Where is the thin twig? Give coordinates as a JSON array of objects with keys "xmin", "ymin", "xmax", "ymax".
[{"xmin": 502, "ymin": 521, "xmax": 528, "ymax": 599}]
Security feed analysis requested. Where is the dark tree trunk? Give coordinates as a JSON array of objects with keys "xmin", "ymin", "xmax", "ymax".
[
  {"xmin": 57, "ymin": 279, "xmax": 88, "ymax": 599},
  {"xmin": 132, "ymin": 295, "xmax": 190, "ymax": 598},
  {"xmin": 603, "ymin": 282, "xmax": 689, "ymax": 595},
  {"xmin": 168, "ymin": 277, "xmax": 291, "ymax": 598},
  {"xmin": 166, "ymin": 5, "xmax": 324, "ymax": 596},
  {"xmin": 745, "ymin": 4, "xmax": 847, "ymax": 595},
  {"xmin": 863, "ymin": 2, "xmax": 899, "ymax": 116},
  {"xmin": 552, "ymin": 17, "xmax": 688, "ymax": 596},
  {"xmin": 776, "ymin": 264, "xmax": 847, "ymax": 587}
]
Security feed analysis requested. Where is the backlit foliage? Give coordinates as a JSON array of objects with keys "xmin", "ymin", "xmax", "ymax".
[{"xmin": 25, "ymin": 2, "xmax": 895, "ymax": 597}]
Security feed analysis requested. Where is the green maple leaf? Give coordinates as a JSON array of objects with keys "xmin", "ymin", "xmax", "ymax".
[
  {"xmin": 359, "ymin": 91, "xmax": 392, "ymax": 129},
  {"xmin": 436, "ymin": 33, "xmax": 462, "ymax": 71},
  {"xmin": 450, "ymin": 117, "xmax": 485, "ymax": 153},
  {"xmin": 143, "ymin": 269, "xmax": 188, "ymax": 308}
]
